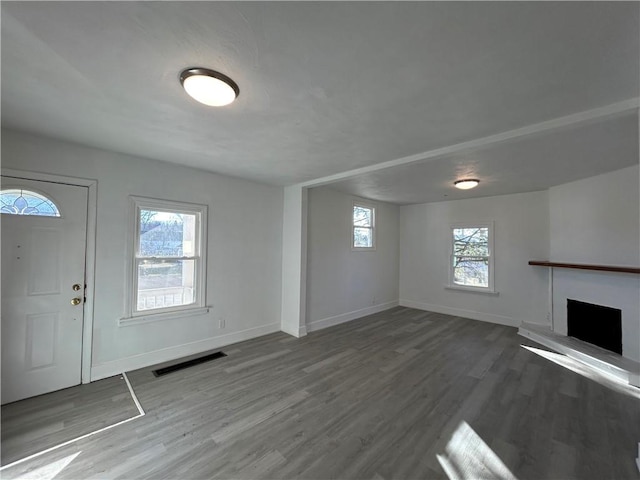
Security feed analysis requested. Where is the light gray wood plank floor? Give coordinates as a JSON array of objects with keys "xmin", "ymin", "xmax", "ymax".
[
  {"xmin": 1, "ymin": 375, "xmax": 139, "ymax": 466},
  {"xmin": 2, "ymin": 307, "xmax": 639, "ymax": 479}
]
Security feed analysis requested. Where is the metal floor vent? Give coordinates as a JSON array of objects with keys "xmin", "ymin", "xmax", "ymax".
[{"xmin": 152, "ymin": 351, "xmax": 227, "ymax": 377}]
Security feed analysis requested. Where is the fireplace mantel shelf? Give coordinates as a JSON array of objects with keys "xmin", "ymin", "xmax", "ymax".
[{"xmin": 528, "ymin": 261, "xmax": 640, "ymax": 274}]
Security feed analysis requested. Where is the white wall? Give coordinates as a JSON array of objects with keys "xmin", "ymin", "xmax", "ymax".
[
  {"xmin": 399, "ymin": 191, "xmax": 550, "ymax": 327},
  {"xmin": 2, "ymin": 129, "xmax": 284, "ymax": 379},
  {"xmin": 549, "ymin": 165, "xmax": 640, "ymax": 361},
  {"xmin": 280, "ymin": 185, "xmax": 308, "ymax": 337},
  {"xmin": 305, "ymin": 187, "xmax": 399, "ymax": 331},
  {"xmin": 549, "ymin": 165, "xmax": 639, "ymax": 265}
]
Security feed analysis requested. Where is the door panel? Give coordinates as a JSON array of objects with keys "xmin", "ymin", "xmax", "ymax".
[
  {"xmin": 1, "ymin": 177, "xmax": 88, "ymax": 404},
  {"xmin": 26, "ymin": 312, "xmax": 58, "ymax": 370},
  {"xmin": 28, "ymin": 227, "xmax": 62, "ymax": 295}
]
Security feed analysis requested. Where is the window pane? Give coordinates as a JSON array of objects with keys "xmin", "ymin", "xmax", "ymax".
[
  {"xmin": 453, "ymin": 227, "xmax": 489, "ymax": 256},
  {"xmin": 354, "ymin": 227, "xmax": 373, "ymax": 248},
  {"xmin": 137, "ymin": 259, "xmax": 196, "ymax": 311},
  {"xmin": 453, "ymin": 257, "xmax": 489, "ymax": 287},
  {"xmin": 0, "ymin": 189, "xmax": 60, "ymax": 217},
  {"xmin": 353, "ymin": 206, "xmax": 372, "ymax": 227},
  {"xmin": 139, "ymin": 209, "xmax": 197, "ymax": 257}
]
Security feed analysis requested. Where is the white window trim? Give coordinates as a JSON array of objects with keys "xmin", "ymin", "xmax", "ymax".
[
  {"xmin": 121, "ymin": 196, "xmax": 208, "ymax": 324},
  {"xmin": 352, "ymin": 201, "xmax": 376, "ymax": 251},
  {"xmin": 447, "ymin": 221, "xmax": 497, "ymax": 294},
  {"xmin": 118, "ymin": 306, "xmax": 210, "ymax": 327}
]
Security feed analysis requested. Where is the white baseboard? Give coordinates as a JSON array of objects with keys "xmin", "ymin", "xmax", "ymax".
[
  {"xmin": 306, "ymin": 301, "xmax": 399, "ymax": 333},
  {"xmin": 398, "ymin": 299, "xmax": 517, "ymax": 327},
  {"xmin": 90, "ymin": 323, "xmax": 280, "ymax": 381},
  {"xmin": 281, "ymin": 324, "xmax": 307, "ymax": 338}
]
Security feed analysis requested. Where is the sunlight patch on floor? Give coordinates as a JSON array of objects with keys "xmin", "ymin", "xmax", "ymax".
[
  {"xmin": 521, "ymin": 345, "xmax": 640, "ymax": 399},
  {"xmin": 14, "ymin": 451, "xmax": 81, "ymax": 480},
  {"xmin": 437, "ymin": 421, "xmax": 517, "ymax": 480}
]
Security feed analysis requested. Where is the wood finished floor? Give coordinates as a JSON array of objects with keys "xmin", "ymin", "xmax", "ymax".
[
  {"xmin": 2, "ymin": 307, "xmax": 639, "ymax": 479},
  {"xmin": 1, "ymin": 375, "xmax": 139, "ymax": 466}
]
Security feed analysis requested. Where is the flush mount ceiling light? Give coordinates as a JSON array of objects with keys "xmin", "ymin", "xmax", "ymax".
[
  {"xmin": 179, "ymin": 68, "xmax": 239, "ymax": 107},
  {"xmin": 454, "ymin": 179, "xmax": 480, "ymax": 190}
]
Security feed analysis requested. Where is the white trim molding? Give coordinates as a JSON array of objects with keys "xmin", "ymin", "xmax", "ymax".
[
  {"xmin": 1, "ymin": 168, "xmax": 98, "ymax": 385},
  {"xmin": 399, "ymin": 299, "xmax": 517, "ymax": 327},
  {"xmin": 306, "ymin": 301, "xmax": 399, "ymax": 333},
  {"xmin": 125, "ymin": 195, "xmax": 208, "ymax": 320},
  {"xmin": 352, "ymin": 200, "xmax": 377, "ymax": 251},
  {"xmin": 91, "ymin": 322, "xmax": 280, "ymax": 381},
  {"xmin": 119, "ymin": 306, "xmax": 211, "ymax": 327},
  {"xmin": 282, "ymin": 324, "xmax": 308, "ymax": 338},
  {"xmin": 449, "ymin": 221, "xmax": 495, "ymax": 292},
  {"xmin": 444, "ymin": 285, "xmax": 499, "ymax": 296}
]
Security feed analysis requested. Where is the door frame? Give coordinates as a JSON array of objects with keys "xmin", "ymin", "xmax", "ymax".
[{"xmin": 2, "ymin": 168, "xmax": 97, "ymax": 385}]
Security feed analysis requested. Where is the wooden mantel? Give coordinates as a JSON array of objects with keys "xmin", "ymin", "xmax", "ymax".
[{"xmin": 528, "ymin": 261, "xmax": 640, "ymax": 275}]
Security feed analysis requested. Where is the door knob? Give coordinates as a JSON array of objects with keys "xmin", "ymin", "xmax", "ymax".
[
  {"xmin": 72, "ymin": 284, "xmax": 82, "ymax": 291},
  {"xmin": 71, "ymin": 297, "xmax": 82, "ymax": 306}
]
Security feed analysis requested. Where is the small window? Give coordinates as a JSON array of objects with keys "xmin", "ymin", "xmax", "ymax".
[
  {"xmin": 0, "ymin": 189, "xmax": 60, "ymax": 217},
  {"xmin": 352, "ymin": 203, "xmax": 375, "ymax": 249},
  {"xmin": 129, "ymin": 197, "xmax": 207, "ymax": 316},
  {"xmin": 450, "ymin": 223, "xmax": 494, "ymax": 290}
]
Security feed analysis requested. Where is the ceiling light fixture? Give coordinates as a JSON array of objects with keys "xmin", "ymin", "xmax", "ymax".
[
  {"xmin": 179, "ymin": 68, "xmax": 239, "ymax": 107},
  {"xmin": 454, "ymin": 179, "xmax": 480, "ymax": 190}
]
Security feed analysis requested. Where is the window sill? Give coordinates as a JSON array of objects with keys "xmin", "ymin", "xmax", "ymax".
[
  {"xmin": 445, "ymin": 285, "xmax": 499, "ymax": 296},
  {"xmin": 119, "ymin": 306, "xmax": 210, "ymax": 327}
]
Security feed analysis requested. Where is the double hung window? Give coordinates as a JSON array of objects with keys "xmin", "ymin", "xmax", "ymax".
[
  {"xmin": 129, "ymin": 197, "xmax": 207, "ymax": 317},
  {"xmin": 450, "ymin": 223, "xmax": 494, "ymax": 291},
  {"xmin": 352, "ymin": 203, "xmax": 375, "ymax": 249}
]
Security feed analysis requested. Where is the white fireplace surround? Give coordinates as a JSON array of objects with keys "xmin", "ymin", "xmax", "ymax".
[
  {"xmin": 520, "ymin": 264, "xmax": 640, "ymax": 388},
  {"xmin": 522, "ymin": 166, "xmax": 640, "ymax": 387},
  {"xmin": 553, "ymin": 269, "xmax": 639, "ymax": 363}
]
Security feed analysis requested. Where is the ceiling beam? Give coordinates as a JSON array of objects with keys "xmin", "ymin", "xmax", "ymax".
[{"xmin": 299, "ymin": 97, "xmax": 639, "ymax": 189}]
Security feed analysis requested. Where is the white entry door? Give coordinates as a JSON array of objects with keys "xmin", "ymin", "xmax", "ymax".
[{"xmin": 1, "ymin": 177, "xmax": 88, "ymax": 404}]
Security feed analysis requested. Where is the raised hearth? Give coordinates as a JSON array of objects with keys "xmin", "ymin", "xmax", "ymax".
[{"xmin": 519, "ymin": 322, "xmax": 640, "ymax": 388}]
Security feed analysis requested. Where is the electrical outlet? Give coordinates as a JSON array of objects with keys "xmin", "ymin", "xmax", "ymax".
[{"xmin": 219, "ymin": 318, "xmax": 226, "ymax": 329}]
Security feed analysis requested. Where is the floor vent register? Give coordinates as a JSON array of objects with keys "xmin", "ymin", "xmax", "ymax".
[{"xmin": 152, "ymin": 351, "xmax": 227, "ymax": 377}]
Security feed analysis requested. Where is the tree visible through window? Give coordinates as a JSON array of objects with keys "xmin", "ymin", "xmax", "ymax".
[
  {"xmin": 131, "ymin": 198, "xmax": 207, "ymax": 315},
  {"xmin": 451, "ymin": 225, "xmax": 492, "ymax": 288},
  {"xmin": 353, "ymin": 203, "xmax": 375, "ymax": 249}
]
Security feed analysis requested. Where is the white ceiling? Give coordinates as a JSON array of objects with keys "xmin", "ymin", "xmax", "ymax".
[
  {"xmin": 325, "ymin": 112, "xmax": 639, "ymax": 204},
  {"xmin": 1, "ymin": 2, "xmax": 638, "ymax": 203}
]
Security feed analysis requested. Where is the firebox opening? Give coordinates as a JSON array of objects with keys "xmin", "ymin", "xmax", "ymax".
[{"xmin": 567, "ymin": 299, "xmax": 622, "ymax": 355}]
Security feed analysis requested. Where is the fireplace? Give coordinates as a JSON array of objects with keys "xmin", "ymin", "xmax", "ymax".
[{"xmin": 567, "ymin": 299, "xmax": 622, "ymax": 355}]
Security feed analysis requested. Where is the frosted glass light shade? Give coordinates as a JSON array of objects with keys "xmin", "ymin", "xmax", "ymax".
[
  {"xmin": 454, "ymin": 179, "xmax": 480, "ymax": 190},
  {"xmin": 180, "ymin": 68, "xmax": 239, "ymax": 107}
]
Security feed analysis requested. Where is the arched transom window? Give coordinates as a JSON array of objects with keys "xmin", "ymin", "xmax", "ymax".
[{"xmin": 0, "ymin": 189, "xmax": 61, "ymax": 217}]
